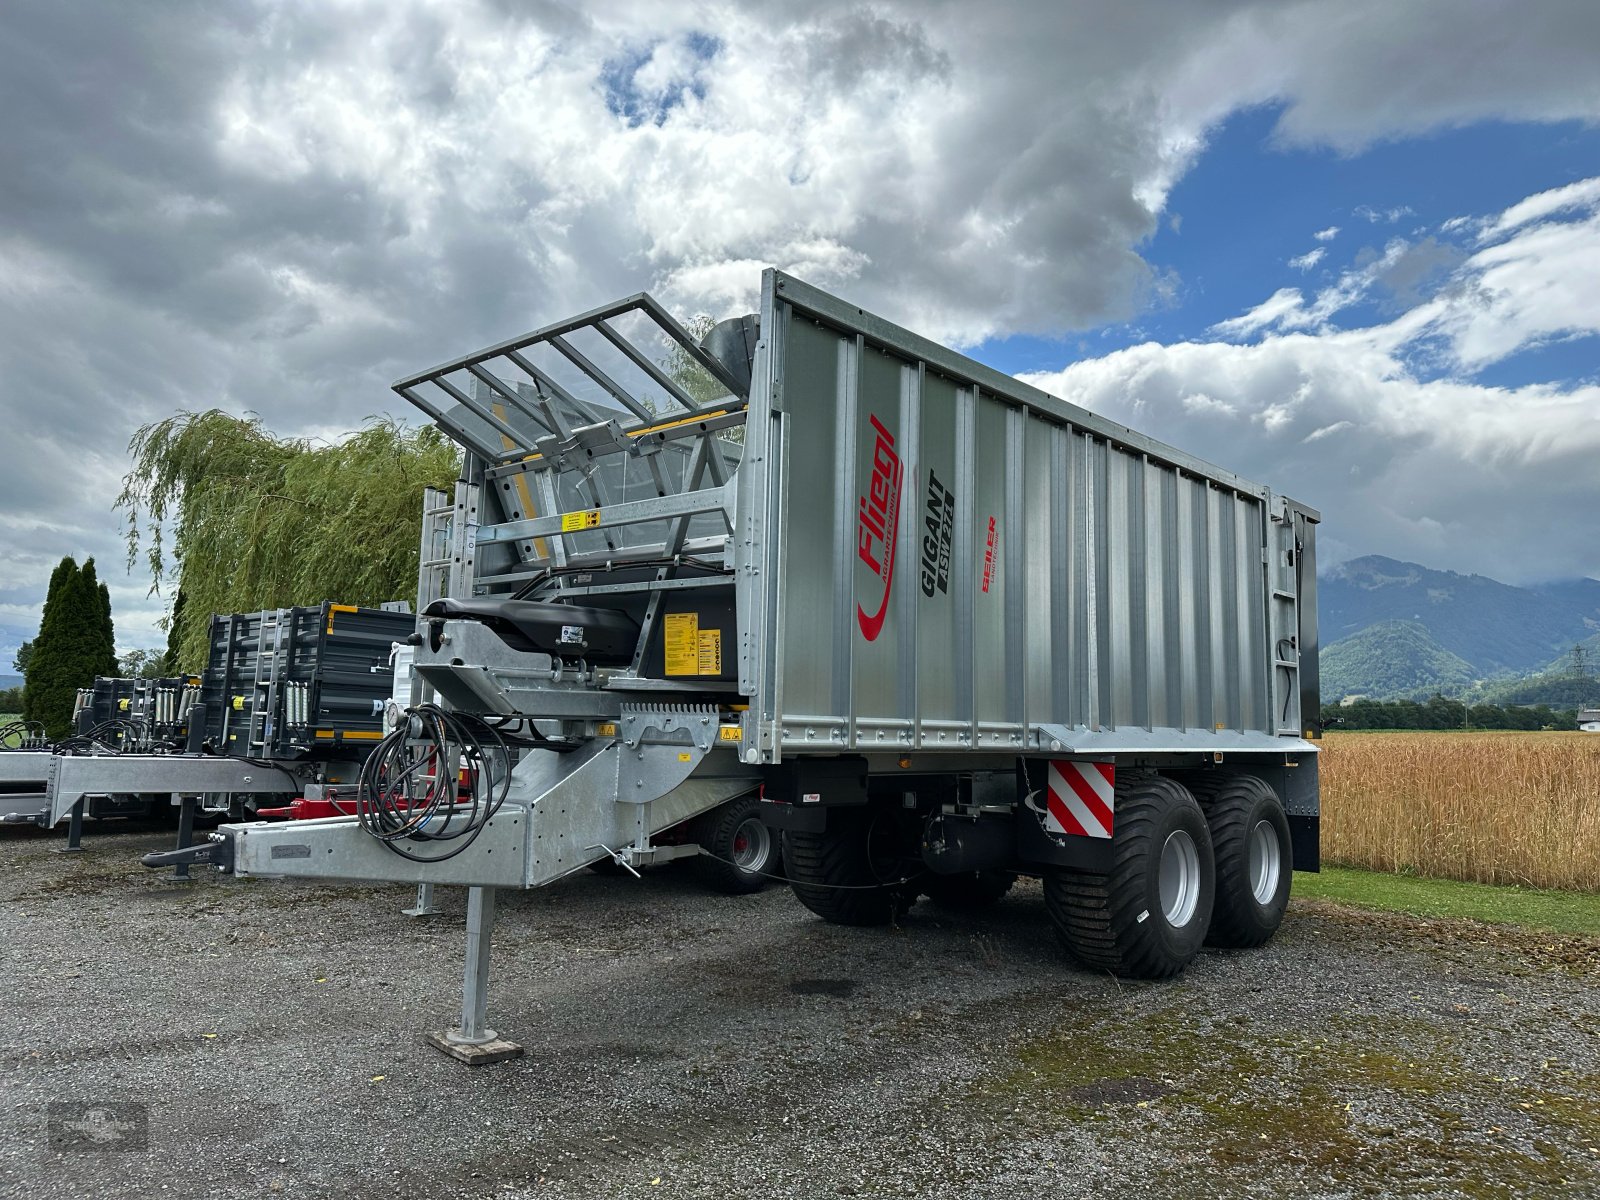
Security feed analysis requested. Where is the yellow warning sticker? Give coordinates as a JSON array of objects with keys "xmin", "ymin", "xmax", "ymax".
[
  {"xmin": 560, "ymin": 509, "xmax": 601, "ymax": 532},
  {"xmin": 664, "ymin": 612, "xmax": 698, "ymax": 674},
  {"xmin": 597, "ymin": 722, "xmax": 618, "ymax": 738},
  {"xmin": 664, "ymin": 612, "xmax": 724, "ymax": 675},
  {"xmin": 718, "ymin": 725, "xmax": 741, "ymax": 742},
  {"xmin": 678, "ymin": 752, "xmax": 693, "ymax": 762}
]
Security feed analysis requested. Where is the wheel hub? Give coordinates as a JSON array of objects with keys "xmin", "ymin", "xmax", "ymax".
[
  {"xmin": 731, "ymin": 817, "xmax": 770, "ymax": 871},
  {"xmin": 1159, "ymin": 829, "xmax": 1201, "ymax": 928},
  {"xmin": 1248, "ymin": 819, "xmax": 1282, "ymax": 904}
]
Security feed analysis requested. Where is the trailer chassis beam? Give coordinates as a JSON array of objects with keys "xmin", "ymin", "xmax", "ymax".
[{"xmin": 43, "ymin": 754, "xmax": 304, "ymax": 827}]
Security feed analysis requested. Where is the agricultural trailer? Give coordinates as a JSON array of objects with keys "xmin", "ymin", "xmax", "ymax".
[
  {"xmin": 155, "ymin": 270, "xmax": 1320, "ymax": 1063},
  {"xmin": 0, "ymin": 676, "xmax": 195, "ymax": 834},
  {"xmin": 13, "ymin": 604, "xmax": 414, "ymax": 867},
  {"xmin": 0, "ymin": 718, "xmax": 52, "ymax": 828},
  {"xmin": 69, "ymin": 674, "xmax": 204, "ymax": 751}
]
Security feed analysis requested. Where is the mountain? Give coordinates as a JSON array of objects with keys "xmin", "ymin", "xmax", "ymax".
[
  {"xmin": 1482, "ymin": 669, "xmax": 1600, "ymax": 709},
  {"xmin": 1479, "ymin": 633, "xmax": 1600, "ymax": 707},
  {"xmin": 1320, "ymin": 556, "xmax": 1600, "ymax": 679},
  {"xmin": 0, "ymin": 674, "xmax": 21, "ymax": 691},
  {"xmin": 1320, "ymin": 620, "xmax": 1477, "ymax": 701}
]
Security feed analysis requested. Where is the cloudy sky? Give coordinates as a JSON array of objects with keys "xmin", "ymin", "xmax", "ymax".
[{"xmin": 2, "ymin": 0, "xmax": 1598, "ymax": 665}]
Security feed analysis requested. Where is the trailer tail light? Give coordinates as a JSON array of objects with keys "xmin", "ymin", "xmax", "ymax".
[{"xmin": 1044, "ymin": 761, "xmax": 1115, "ymax": 839}]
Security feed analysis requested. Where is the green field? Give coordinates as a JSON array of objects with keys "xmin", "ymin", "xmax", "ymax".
[{"xmin": 1296, "ymin": 866, "xmax": 1600, "ymax": 936}]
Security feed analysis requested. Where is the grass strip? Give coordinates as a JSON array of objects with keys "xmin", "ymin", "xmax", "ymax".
[{"xmin": 1295, "ymin": 866, "xmax": 1600, "ymax": 936}]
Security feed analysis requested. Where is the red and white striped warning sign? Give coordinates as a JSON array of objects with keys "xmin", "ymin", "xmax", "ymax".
[{"xmin": 1045, "ymin": 760, "xmax": 1116, "ymax": 839}]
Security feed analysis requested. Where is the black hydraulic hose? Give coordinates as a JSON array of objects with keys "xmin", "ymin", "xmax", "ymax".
[
  {"xmin": 50, "ymin": 719, "xmax": 142, "ymax": 754},
  {"xmin": 355, "ymin": 704, "xmax": 513, "ymax": 863},
  {"xmin": 0, "ymin": 720, "xmax": 48, "ymax": 749},
  {"xmin": 482, "ymin": 713, "xmax": 580, "ymax": 752}
]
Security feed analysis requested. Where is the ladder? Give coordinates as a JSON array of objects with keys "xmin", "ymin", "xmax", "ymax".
[
  {"xmin": 1268, "ymin": 499, "xmax": 1303, "ymax": 736},
  {"xmin": 244, "ymin": 608, "xmax": 288, "ymax": 756},
  {"xmin": 411, "ymin": 483, "xmax": 477, "ymax": 706}
]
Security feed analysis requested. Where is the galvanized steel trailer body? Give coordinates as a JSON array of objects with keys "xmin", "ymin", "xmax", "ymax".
[{"xmin": 187, "ymin": 271, "xmax": 1320, "ymax": 1057}]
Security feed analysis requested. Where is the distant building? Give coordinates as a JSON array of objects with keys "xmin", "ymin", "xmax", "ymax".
[{"xmin": 1579, "ymin": 708, "xmax": 1600, "ymax": 733}]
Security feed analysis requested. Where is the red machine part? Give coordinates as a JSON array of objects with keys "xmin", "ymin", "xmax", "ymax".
[{"xmin": 258, "ymin": 766, "xmax": 478, "ymax": 820}]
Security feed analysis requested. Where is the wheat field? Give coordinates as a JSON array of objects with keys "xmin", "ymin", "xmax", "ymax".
[{"xmin": 1318, "ymin": 731, "xmax": 1600, "ymax": 892}]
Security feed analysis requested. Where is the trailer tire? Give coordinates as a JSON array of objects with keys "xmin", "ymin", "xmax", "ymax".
[
  {"xmin": 1189, "ymin": 776, "xmax": 1292, "ymax": 949},
  {"xmin": 787, "ymin": 808, "xmax": 913, "ymax": 926},
  {"xmin": 921, "ymin": 870, "xmax": 1017, "ymax": 911},
  {"xmin": 693, "ymin": 795, "xmax": 777, "ymax": 895},
  {"xmin": 1043, "ymin": 776, "xmax": 1213, "ymax": 979}
]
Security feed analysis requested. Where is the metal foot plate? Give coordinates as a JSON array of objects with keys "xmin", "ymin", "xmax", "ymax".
[{"xmin": 425, "ymin": 1031, "xmax": 525, "ymax": 1065}]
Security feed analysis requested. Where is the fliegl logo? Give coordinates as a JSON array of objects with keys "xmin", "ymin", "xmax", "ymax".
[{"xmin": 855, "ymin": 413, "xmax": 904, "ymax": 641}]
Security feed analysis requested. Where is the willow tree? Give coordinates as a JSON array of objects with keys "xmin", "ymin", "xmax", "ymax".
[{"xmin": 117, "ymin": 410, "xmax": 459, "ymax": 671}]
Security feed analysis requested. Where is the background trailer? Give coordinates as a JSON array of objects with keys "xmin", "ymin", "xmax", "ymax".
[{"xmin": 16, "ymin": 605, "xmax": 414, "ymax": 864}]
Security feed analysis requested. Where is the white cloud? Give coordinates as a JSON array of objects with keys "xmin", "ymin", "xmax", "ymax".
[
  {"xmin": 1355, "ymin": 204, "xmax": 1416, "ymax": 223},
  {"xmin": 1289, "ymin": 247, "xmax": 1327, "ymax": 270},
  {"xmin": 1481, "ymin": 176, "xmax": 1600, "ymax": 239},
  {"xmin": 1025, "ymin": 177, "xmax": 1600, "ymax": 583},
  {"xmin": 1023, "ymin": 333, "xmax": 1600, "ymax": 581},
  {"xmin": 1212, "ymin": 180, "xmax": 1600, "ymax": 376},
  {"xmin": 1313, "ymin": 226, "xmax": 1340, "ymax": 241},
  {"xmin": 1211, "ymin": 287, "xmax": 1308, "ymax": 337}
]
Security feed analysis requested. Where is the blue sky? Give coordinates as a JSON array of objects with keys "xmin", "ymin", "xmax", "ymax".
[{"xmin": 982, "ymin": 108, "xmax": 1600, "ymax": 385}]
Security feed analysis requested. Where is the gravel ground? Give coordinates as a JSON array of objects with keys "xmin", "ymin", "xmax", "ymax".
[{"xmin": 2, "ymin": 820, "xmax": 1598, "ymax": 1200}]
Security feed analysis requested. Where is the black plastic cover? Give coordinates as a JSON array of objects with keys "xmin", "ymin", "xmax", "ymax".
[{"xmin": 424, "ymin": 597, "xmax": 639, "ymax": 665}]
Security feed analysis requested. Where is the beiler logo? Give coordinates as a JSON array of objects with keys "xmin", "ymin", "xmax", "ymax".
[
  {"xmin": 981, "ymin": 515, "xmax": 998, "ymax": 594},
  {"xmin": 856, "ymin": 413, "xmax": 904, "ymax": 640}
]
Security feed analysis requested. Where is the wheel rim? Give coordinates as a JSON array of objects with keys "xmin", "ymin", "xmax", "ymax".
[
  {"xmin": 731, "ymin": 817, "xmax": 771, "ymax": 872},
  {"xmin": 1248, "ymin": 819, "xmax": 1282, "ymax": 905},
  {"xmin": 1159, "ymin": 829, "xmax": 1201, "ymax": 928}
]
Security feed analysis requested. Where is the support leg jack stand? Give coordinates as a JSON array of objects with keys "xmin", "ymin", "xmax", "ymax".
[
  {"xmin": 403, "ymin": 881, "xmax": 441, "ymax": 918},
  {"xmin": 427, "ymin": 887, "xmax": 524, "ymax": 1066},
  {"xmin": 52, "ymin": 801, "xmax": 86, "ymax": 853},
  {"xmin": 165, "ymin": 794, "xmax": 198, "ymax": 883}
]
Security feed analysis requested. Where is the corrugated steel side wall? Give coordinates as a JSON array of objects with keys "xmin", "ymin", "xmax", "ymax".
[{"xmin": 748, "ymin": 276, "xmax": 1281, "ymax": 758}]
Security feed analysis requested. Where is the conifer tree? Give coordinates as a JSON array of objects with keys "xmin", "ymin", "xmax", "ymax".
[
  {"xmin": 83, "ymin": 558, "xmax": 119, "ymax": 678},
  {"xmin": 22, "ymin": 557, "xmax": 107, "ymax": 739}
]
